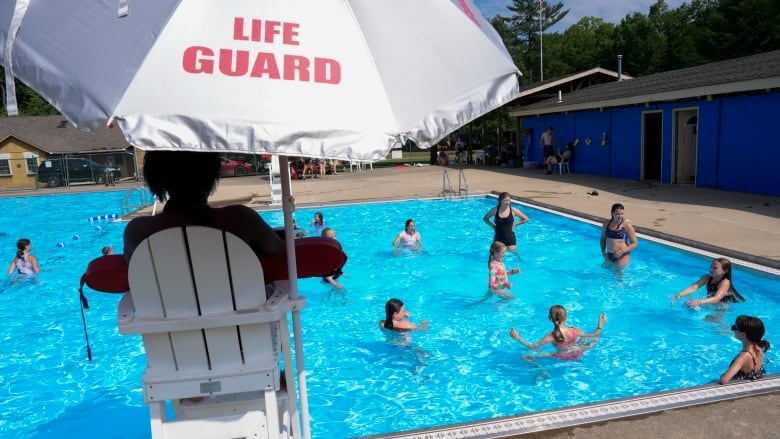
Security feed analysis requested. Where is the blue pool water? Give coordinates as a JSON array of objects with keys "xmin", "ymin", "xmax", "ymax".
[{"xmin": 1, "ymin": 193, "xmax": 778, "ymax": 438}]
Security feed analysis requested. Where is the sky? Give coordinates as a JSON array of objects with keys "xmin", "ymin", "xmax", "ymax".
[{"xmin": 473, "ymin": 0, "xmax": 687, "ymax": 32}]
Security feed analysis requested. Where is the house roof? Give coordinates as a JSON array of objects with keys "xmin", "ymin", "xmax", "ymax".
[
  {"xmin": 514, "ymin": 67, "xmax": 630, "ymax": 106},
  {"xmin": 0, "ymin": 115, "xmax": 129, "ymax": 154},
  {"xmin": 509, "ymin": 49, "xmax": 780, "ymax": 117}
]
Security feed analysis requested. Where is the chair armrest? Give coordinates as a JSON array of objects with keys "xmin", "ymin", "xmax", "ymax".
[
  {"xmin": 117, "ymin": 293, "xmax": 134, "ymax": 325},
  {"xmin": 118, "ymin": 293, "xmax": 307, "ymax": 335}
]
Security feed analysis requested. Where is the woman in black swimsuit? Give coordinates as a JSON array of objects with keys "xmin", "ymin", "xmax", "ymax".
[
  {"xmin": 483, "ymin": 192, "xmax": 529, "ymax": 253},
  {"xmin": 719, "ymin": 315, "xmax": 770, "ymax": 384}
]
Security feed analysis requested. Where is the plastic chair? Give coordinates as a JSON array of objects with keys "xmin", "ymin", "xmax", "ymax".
[{"xmin": 556, "ymin": 158, "xmax": 570, "ymax": 174}]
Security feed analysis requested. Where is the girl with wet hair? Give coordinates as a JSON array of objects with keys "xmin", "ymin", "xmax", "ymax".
[
  {"xmin": 720, "ymin": 315, "xmax": 771, "ymax": 384},
  {"xmin": 600, "ymin": 202, "xmax": 638, "ymax": 266},
  {"xmin": 487, "ymin": 241, "xmax": 520, "ymax": 299},
  {"xmin": 7, "ymin": 238, "xmax": 40, "ymax": 277},
  {"xmin": 379, "ymin": 298, "xmax": 428, "ymax": 332},
  {"xmin": 482, "ymin": 192, "xmax": 529, "ymax": 254},
  {"xmin": 673, "ymin": 257, "xmax": 745, "ymax": 308},
  {"xmin": 510, "ymin": 305, "xmax": 607, "ymax": 360}
]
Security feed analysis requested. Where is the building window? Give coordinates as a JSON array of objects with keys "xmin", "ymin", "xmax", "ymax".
[
  {"xmin": 0, "ymin": 154, "xmax": 11, "ymax": 176},
  {"xmin": 23, "ymin": 152, "xmax": 40, "ymax": 175},
  {"xmin": 25, "ymin": 158, "xmax": 38, "ymax": 174}
]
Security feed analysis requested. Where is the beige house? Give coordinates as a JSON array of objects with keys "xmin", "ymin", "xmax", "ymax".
[{"xmin": 0, "ymin": 115, "xmax": 138, "ymax": 190}]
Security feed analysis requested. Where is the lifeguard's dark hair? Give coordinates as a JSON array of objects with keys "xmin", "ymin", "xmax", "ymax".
[
  {"xmin": 383, "ymin": 298, "xmax": 404, "ymax": 330},
  {"xmin": 143, "ymin": 151, "xmax": 221, "ymax": 203}
]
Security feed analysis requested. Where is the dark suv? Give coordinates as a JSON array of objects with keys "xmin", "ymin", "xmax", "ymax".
[{"xmin": 37, "ymin": 158, "xmax": 120, "ymax": 187}]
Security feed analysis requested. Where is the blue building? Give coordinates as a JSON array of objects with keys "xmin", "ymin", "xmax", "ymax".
[{"xmin": 509, "ymin": 50, "xmax": 780, "ymax": 196}]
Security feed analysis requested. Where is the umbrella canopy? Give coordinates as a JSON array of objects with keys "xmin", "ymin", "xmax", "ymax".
[
  {"xmin": 2, "ymin": 0, "xmax": 520, "ymax": 160},
  {"xmin": 2, "ymin": 2, "xmax": 520, "ymax": 438}
]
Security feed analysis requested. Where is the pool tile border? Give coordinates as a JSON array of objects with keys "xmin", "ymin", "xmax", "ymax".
[{"xmin": 363, "ymin": 376, "xmax": 780, "ymax": 439}]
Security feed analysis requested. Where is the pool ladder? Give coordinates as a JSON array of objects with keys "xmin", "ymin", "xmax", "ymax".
[
  {"xmin": 120, "ymin": 187, "xmax": 154, "ymax": 216},
  {"xmin": 441, "ymin": 168, "xmax": 468, "ymax": 199}
]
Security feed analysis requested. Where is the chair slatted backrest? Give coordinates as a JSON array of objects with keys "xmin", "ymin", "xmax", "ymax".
[{"xmin": 128, "ymin": 226, "xmax": 274, "ymax": 376}]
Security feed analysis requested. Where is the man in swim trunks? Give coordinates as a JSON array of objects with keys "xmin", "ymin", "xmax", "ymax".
[{"xmin": 539, "ymin": 127, "xmax": 555, "ymax": 162}]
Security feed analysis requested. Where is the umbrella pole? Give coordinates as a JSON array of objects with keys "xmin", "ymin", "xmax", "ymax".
[{"xmin": 279, "ymin": 155, "xmax": 312, "ymax": 439}]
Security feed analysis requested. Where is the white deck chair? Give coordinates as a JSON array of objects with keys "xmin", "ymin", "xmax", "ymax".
[{"xmin": 117, "ymin": 226, "xmax": 305, "ymax": 439}]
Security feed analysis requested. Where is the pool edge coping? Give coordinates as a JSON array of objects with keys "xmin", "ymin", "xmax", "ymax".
[{"xmin": 358, "ymin": 375, "xmax": 780, "ymax": 439}]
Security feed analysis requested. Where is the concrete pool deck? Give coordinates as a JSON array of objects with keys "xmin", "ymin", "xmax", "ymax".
[{"xmin": 10, "ymin": 163, "xmax": 778, "ymax": 438}]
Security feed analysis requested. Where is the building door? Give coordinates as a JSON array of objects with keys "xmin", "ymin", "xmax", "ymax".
[
  {"xmin": 673, "ymin": 109, "xmax": 698, "ymax": 184},
  {"xmin": 642, "ymin": 111, "xmax": 662, "ymax": 181}
]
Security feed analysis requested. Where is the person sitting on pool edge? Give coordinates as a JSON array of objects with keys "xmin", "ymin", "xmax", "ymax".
[
  {"xmin": 672, "ymin": 257, "xmax": 744, "ymax": 309},
  {"xmin": 720, "ymin": 315, "xmax": 770, "ymax": 384},
  {"xmin": 320, "ymin": 227, "xmax": 345, "ymax": 289},
  {"xmin": 510, "ymin": 305, "xmax": 606, "ymax": 360},
  {"xmin": 379, "ymin": 298, "xmax": 428, "ymax": 332}
]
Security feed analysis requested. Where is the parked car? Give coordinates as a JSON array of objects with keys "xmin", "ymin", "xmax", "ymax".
[
  {"xmin": 37, "ymin": 157, "xmax": 120, "ymax": 187},
  {"xmin": 220, "ymin": 157, "xmax": 255, "ymax": 176}
]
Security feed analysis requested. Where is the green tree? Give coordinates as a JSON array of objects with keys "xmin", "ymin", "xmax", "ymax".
[
  {"xmin": 559, "ymin": 17, "xmax": 617, "ymax": 73},
  {"xmin": 694, "ymin": 0, "xmax": 780, "ymax": 61},
  {"xmin": 1, "ymin": 67, "xmax": 58, "ymax": 117},
  {"xmin": 502, "ymin": 0, "xmax": 569, "ymax": 82}
]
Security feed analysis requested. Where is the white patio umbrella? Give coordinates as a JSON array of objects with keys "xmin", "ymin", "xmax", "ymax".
[{"xmin": 2, "ymin": 0, "xmax": 520, "ymax": 437}]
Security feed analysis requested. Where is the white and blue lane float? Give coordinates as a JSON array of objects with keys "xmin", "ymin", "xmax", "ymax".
[
  {"xmin": 55, "ymin": 214, "xmax": 119, "ymax": 247},
  {"xmin": 88, "ymin": 214, "xmax": 119, "ymax": 222}
]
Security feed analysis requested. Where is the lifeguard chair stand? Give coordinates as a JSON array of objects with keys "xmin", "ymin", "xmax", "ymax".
[{"xmin": 269, "ymin": 156, "xmax": 290, "ymax": 206}]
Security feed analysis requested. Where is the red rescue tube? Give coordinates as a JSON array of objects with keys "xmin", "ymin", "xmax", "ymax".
[
  {"xmin": 80, "ymin": 238, "xmax": 347, "ymax": 293},
  {"xmin": 260, "ymin": 237, "xmax": 347, "ymax": 283}
]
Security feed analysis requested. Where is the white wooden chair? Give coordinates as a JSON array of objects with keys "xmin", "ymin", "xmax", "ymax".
[{"xmin": 117, "ymin": 226, "xmax": 304, "ymax": 439}]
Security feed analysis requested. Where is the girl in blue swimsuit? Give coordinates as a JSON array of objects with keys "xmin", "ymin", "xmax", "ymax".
[{"xmin": 719, "ymin": 315, "xmax": 770, "ymax": 384}]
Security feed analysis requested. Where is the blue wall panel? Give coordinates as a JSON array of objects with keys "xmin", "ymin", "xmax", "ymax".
[{"xmin": 574, "ymin": 110, "xmax": 611, "ymax": 175}]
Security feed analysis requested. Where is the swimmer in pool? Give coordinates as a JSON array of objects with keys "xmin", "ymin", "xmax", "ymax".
[
  {"xmin": 487, "ymin": 241, "xmax": 520, "ymax": 299},
  {"xmin": 719, "ymin": 315, "xmax": 770, "ymax": 384},
  {"xmin": 673, "ymin": 257, "xmax": 744, "ymax": 309},
  {"xmin": 7, "ymin": 238, "xmax": 40, "ymax": 278},
  {"xmin": 379, "ymin": 298, "xmax": 428, "ymax": 332},
  {"xmin": 392, "ymin": 219, "xmax": 422, "ymax": 254},
  {"xmin": 510, "ymin": 305, "xmax": 606, "ymax": 360},
  {"xmin": 310, "ymin": 212, "xmax": 326, "ymax": 233},
  {"xmin": 600, "ymin": 203, "xmax": 638, "ymax": 266}
]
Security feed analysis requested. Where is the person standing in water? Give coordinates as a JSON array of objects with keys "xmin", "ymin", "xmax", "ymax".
[
  {"xmin": 600, "ymin": 203, "xmax": 638, "ymax": 266},
  {"xmin": 483, "ymin": 192, "xmax": 529, "ymax": 254},
  {"xmin": 7, "ymin": 238, "xmax": 40, "ymax": 277}
]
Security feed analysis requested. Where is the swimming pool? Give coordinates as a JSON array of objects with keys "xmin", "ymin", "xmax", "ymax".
[{"xmin": 1, "ymin": 193, "xmax": 778, "ymax": 438}]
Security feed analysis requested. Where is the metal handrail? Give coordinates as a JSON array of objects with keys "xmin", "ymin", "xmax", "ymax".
[
  {"xmin": 121, "ymin": 187, "xmax": 153, "ymax": 216},
  {"xmin": 458, "ymin": 168, "xmax": 468, "ymax": 197},
  {"xmin": 442, "ymin": 169, "xmax": 453, "ymax": 199}
]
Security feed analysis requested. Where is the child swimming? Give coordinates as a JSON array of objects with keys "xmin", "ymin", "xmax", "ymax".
[
  {"xmin": 379, "ymin": 298, "xmax": 428, "ymax": 331},
  {"xmin": 488, "ymin": 241, "xmax": 520, "ymax": 299},
  {"xmin": 510, "ymin": 305, "xmax": 606, "ymax": 360},
  {"xmin": 7, "ymin": 238, "xmax": 40, "ymax": 278},
  {"xmin": 673, "ymin": 257, "xmax": 744, "ymax": 308}
]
